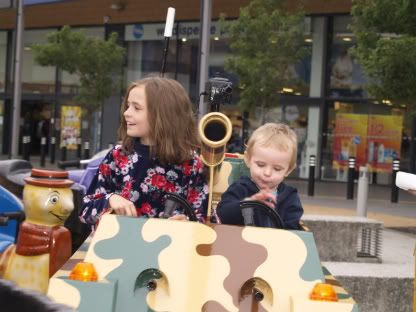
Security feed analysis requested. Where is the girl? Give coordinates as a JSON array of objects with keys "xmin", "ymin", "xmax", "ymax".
[{"xmin": 80, "ymin": 77, "xmax": 208, "ymax": 229}]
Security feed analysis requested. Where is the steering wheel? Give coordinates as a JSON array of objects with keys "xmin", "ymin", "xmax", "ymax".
[
  {"xmin": 240, "ymin": 200, "xmax": 284, "ymax": 229},
  {"xmin": 163, "ymin": 193, "xmax": 198, "ymax": 221}
]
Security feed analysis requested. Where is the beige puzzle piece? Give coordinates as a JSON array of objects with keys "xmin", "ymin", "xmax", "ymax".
[
  {"xmin": 85, "ymin": 215, "xmax": 123, "ymax": 279},
  {"xmin": 142, "ymin": 219, "xmax": 237, "ymax": 311},
  {"xmin": 243, "ymin": 227, "xmax": 320, "ymax": 311}
]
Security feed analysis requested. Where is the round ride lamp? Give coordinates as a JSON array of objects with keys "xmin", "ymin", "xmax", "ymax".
[
  {"xmin": 309, "ymin": 282, "xmax": 338, "ymax": 302},
  {"xmin": 69, "ymin": 262, "xmax": 98, "ymax": 282}
]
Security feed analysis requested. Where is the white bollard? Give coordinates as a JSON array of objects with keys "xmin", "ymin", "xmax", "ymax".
[{"xmin": 356, "ymin": 166, "xmax": 369, "ymax": 217}]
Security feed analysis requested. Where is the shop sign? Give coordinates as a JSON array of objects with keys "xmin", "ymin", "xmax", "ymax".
[
  {"xmin": 60, "ymin": 106, "xmax": 81, "ymax": 150},
  {"xmin": 125, "ymin": 21, "xmax": 227, "ymax": 41},
  {"xmin": 332, "ymin": 113, "xmax": 368, "ymax": 169},
  {"xmin": 367, "ymin": 115, "xmax": 402, "ymax": 172},
  {"xmin": 332, "ymin": 113, "xmax": 403, "ymax": 172}
]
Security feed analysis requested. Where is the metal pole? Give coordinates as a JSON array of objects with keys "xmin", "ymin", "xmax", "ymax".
[
  {"xmin": 391, "ymin": 159, "xmax": 400, "ymax": 203},
  {"xmin": 197, "ymin": 0, "xmax": 212, "ymax": 119},
  {"xmin": 346, "ymin": 157, "xmax": 355, "ymax": 199},
  {"xmin": 356, "ymin": 166, "xmax": 369, "ymax": 217},
  {"xmin": 160, "ymin": 7, "xmax": 175, "ymax": 77},
  {"xmin": 11, "ymin": 0, "xmax": 24, "ymax": 157},
  {"xmin": 160, "ymin": 37, "xmax": 170, "ymax": 77},
  {"xmin": 308, "ymin": 155, "xmax": 316, "ymax": 196}
]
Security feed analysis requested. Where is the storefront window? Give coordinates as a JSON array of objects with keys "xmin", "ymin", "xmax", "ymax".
[
  {"xmin": 328, "ymin": 16, "xmax": 368, "ymax": 99},
  {"xmin": 0, "ymin": 31, "xmax": 6, "ymax": 92},
  {"xmin": 126, "ymin": 21, "xmax": 253, "ymax": 103},
  {"xmin": 21, "ymin": 29, "xmax": 56, "ymax": 94},
  {"xmin": 321, "ymin": 101, "xmax": 407, "ymax": 184},
  {"xmin": 61, "ymin": 27, "xmax": 105, "ymax": 94}
]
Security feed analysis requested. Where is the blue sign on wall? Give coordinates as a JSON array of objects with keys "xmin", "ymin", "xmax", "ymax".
[{"xmin": 24, "ymin": 0, "xmax": 67, "ymax": 5}]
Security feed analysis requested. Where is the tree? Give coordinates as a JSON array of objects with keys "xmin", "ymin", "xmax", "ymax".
[
  {"xmin": 350, "ymin": 0, "xmax": 416, "ymax": 109},
  {"xmin": 32, "ymin": 26, "xmax": 125, "ymax": 149},
  {"xmin": 221, "ymin": 0, "xmax": 308, "ymax": 121}
]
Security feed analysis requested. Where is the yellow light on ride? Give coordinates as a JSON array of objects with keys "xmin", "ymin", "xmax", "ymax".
[
  {"xmin": 309, "ymin": 283, "xmax": 338, "ymax": 302},
  {"xmin": 69, "ymin": 262, "xmax": 98, "ymax": 282}
]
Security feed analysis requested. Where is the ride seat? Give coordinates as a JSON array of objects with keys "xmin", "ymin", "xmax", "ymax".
[{"xmin": 212, "ymin": 153, "xmax": 249, "ymax": 209}]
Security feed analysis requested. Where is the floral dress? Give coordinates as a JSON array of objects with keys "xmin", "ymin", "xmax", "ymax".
[{"xmin": 80, "ymin": 140, "xmax": 208, "ymax": 229}]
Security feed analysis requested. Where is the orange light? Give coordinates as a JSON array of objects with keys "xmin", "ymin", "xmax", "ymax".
[
  {"xmin": 309, "ymin": 283, "xmax": 338, "ymax": 302},
  {"xmin": 69, "ymin": 262, "xmax": 98, "ymax": 282}
]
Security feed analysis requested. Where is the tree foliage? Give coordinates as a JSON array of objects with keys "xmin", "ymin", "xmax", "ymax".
[
  {"xmin": 221, "ymin": 0, "xmax": 307, "ymax": 117},
  {"xmin": 32, "ymin": 26, "xmax": 125, "ymax": 113},
  {"xmin": 350, "ymin": 0, "xmax": 416, "ymax": 107}
]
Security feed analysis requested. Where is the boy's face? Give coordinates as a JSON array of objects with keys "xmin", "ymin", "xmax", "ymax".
[{"xmin": 245, "ymin": 144, "xmax": 292, "ymax": 191}]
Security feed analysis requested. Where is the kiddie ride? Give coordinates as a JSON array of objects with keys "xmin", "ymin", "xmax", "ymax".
[{"xmin": 0, "ymin": 81, "xmax": 358, "ymax": 311}]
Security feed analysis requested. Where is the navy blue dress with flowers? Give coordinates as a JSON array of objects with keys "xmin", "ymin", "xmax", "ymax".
[{"xmin": 80, "ymin": 140, "xmax": 208, "ymax": 229}]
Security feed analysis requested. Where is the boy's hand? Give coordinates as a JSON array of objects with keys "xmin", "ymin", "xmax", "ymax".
[
  {"xmin": 109, "ymin": 194, "xmax": 137, "ymax": 217},
  {"xmin": 246, "ymin": 190, "xmax": 276, "ymax": 209}
]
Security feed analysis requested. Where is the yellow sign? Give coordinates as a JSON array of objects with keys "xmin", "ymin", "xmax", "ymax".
[{"xmin": 60, "ymin": 106, "xmax": 81, "ymax": 150}]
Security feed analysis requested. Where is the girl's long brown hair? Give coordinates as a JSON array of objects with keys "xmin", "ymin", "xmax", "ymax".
[{"xmin": 118, "ymin": 77, "xmax": 200, "ymax": 165}]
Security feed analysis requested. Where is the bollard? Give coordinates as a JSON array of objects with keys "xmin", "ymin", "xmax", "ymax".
[
  {"xmin": 356, "ymin": 166, "xmax": 369, "ymax": 217},
  {"xmin": 40, "ymin": 137, "xmax": 47, "ymax": 167},
  {"xmin": 50, "ymin": 136, "xmax": 56, "ymax": 164},
  {"xmin": 22, "ymin": 136, "xmax": 31, "ymax": 161},
  {"xmin": 76, "ymin": 137, "xmax": 82, "ymax": 160},
  {"xmin": 60, "ymin": 139, "xmax": 67, "ymax": 162},
  {"xmin": 84, "ymin": 141, "xmax": 90, "ymax": 159},
  {"xmin": 346, "ymin": 157, "xmax": 355, "ymax": 200},
  {"xmin": 307, "ymin": 155, "xmax": 316, "ymax": 196},
  {"xmin": 83, "ymin": 141, "xmax": 90, "ymax": 160},
  {"xmin": 391, "ymin": 159, "xmax": 400, "ymax": 203}
]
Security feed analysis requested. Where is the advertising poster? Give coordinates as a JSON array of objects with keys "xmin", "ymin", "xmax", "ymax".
[
  {"xmin": 367, "ymin": 115, "xmax": 403, "ymax": 172},
  {"xmin": 60, "ymin": 106, "xmax": 81, "ymax": 150},
  {"xmin": 332, "ymin": 113, "xmax": 368, "ymax": 169}
]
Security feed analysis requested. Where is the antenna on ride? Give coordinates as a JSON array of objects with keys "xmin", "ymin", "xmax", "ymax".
[{"xmin": 160, "ymin": 7, "xmax": 175, "ymax": 77}]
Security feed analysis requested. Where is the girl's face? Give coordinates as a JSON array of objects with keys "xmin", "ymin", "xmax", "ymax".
[
  {"xmin": 123, "ymin": 85, "xmax": 152, "ymax": 145},
  {"xmin": 245, "ymin": 144, "xmax": 292, "ymax": 191}
]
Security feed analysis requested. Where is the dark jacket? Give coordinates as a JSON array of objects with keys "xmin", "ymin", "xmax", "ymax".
[{"xmin": 217, "ymin": 176, "xmax": 303, "ymax": 230}]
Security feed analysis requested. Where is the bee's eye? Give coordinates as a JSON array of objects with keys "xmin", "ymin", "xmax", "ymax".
[{"xmin": 49, "ymin": 195, "xmax": 59, "ymax": 204}]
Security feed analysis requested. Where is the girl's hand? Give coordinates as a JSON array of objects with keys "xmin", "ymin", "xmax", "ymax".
[
  {"xmin": 245, "ymin": 190, "xmax": 276, "ymax": 209},
  {"xmin": 109, "ymin": 194, "xmax": 137, "ymax": 217}
]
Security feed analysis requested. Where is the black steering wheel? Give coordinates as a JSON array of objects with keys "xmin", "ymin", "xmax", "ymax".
[
  {"xmin": 163, "ymin": 193, "xmax": 198, "ymax": 221},
  {"xmin": 240, "ymin": 200, "xmax": 284, "ymax": 229}
]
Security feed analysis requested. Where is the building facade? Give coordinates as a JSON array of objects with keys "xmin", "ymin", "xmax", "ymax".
[{"xmin": 0, "ymin": 0, "xmax": 414, "ymax": 184}]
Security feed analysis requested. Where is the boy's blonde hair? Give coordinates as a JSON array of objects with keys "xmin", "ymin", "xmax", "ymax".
[{"xmin": 245, "ymin": 123, "xmax": 298, "ymax": 172}]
